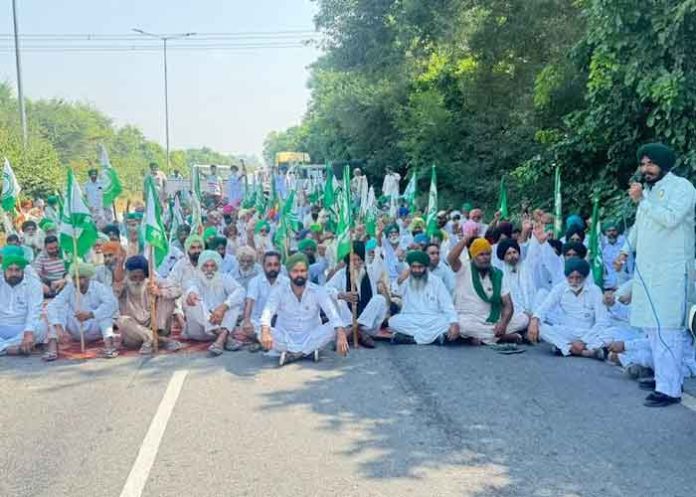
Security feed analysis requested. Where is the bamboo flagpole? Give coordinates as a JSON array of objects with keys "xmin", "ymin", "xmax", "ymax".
[
  {"xmin": 349, "ymin": 239, "xmax": 359, "ymax": 348},
  {"xmin": 72, "ymin": 236, "xmax": 85, "ymax": 353},
  {"xmin": 149, "ymin": 245, "xmax": 159, "ymax": 353}
]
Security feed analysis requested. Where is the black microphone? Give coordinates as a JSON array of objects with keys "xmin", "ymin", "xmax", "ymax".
[{"xmin": 629, "ymin": 168, "xmax": 644, "ymax": 186}]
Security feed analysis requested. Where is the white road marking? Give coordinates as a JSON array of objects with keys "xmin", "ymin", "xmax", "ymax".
[
  {"xmin": 682, "ymin": 393, "xmax": 696, "ymax": 413},
  {"xmin": 119, "ymin": 369, "xmax": 189, "ymax": 497}
]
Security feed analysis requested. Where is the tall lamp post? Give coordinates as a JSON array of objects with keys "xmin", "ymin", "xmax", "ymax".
[
  {"xmin": 132, "ymin": 28, "xmax": 196, "ymax": 169},
  {"xmin": 12, "ymin": 0, "xmax": 28, "ymax": 147}
]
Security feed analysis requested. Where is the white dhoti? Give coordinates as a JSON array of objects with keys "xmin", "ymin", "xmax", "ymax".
[
  {"xmin": 647, "ymin": 327, "xmax": 687, "ymax": 398},
  {"xmin": 44, "ymin": 316, "xmax": 115, "ymax": 343},
  {"xmin": 270, "ymin": 323, "xmax": 336, "ymax": 355},
  {"xmin": 334, "ymin": 295, "xmax": 388, "ymax": 336},
  {"xmin": 388, "ymin": 313, "xmax": 451, "ymax": 345},
  {"xmin": 0, "ymin": 324, "xmax": 47, "ymax": 352},
  {"xmin": 458, "ymin": 312, "xmax": 529, "ymax": 344},
  {"xmin": 183, "ymin": 301, "xmax": 240, "ymax": 341},
  {"xmin": 540, "ymin": 322, "xmax": 612, "ymax": 356}
]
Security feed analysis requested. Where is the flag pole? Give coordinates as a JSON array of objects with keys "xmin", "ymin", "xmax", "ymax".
[
  {"xmin": 349, "ymin": 238, "xmax": 359, "ymax": 348},
  {"xmin": 72, "ymin": 235, "xmax": 85, "ymax": 353},
  {"xmin": 149, "ymin": 245, "xmax": 159, "ymax": 353}
]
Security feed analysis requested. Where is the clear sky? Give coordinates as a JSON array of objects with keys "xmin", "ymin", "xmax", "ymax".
[{"xmin": 0, "ymin": 0, "xmax": 320, "ymax": 158}]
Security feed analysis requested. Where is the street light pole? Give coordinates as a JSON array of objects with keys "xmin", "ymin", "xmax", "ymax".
[
  {"xmin": 12, "ymin": 0, "xmax": 28, "ymax": 147},
  {"xmin": 132, "ymin": 29, "xmax": 195, "ymax": 169}
]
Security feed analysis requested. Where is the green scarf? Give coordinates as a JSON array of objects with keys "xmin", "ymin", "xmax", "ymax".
[{"xmin": 470, "ymin": 262, "xmax": 503, "ymax": 323}]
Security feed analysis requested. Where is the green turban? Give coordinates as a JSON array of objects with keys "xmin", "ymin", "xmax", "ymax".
[
  {"xmin": 309, "ymin": 223, "xmax": 322, "ymax": 233},
  {"xmin": 366, "ymin": 239, "xmax": 377, "ymax": 251},
  {"xmin": 47, "ymin": 195, "xmax": 59, "ymax": 205},
  {"xmin": 203, "ymin": 226, "xmax": 218, "ymax": 241},
  {"xmin": 297, "ymin": 238, "xmax": 318, "ymax": 251},
  {"xmin": 405, "ymin": 250, "xmax": 429, "ymax": 267},
  {"xmin": 462, "ymin": 202, "xmax": 473, "ymax": 212},
  {"xmin": 38, "ymin": 218, "xmax": 52, "ymax": 230},
  {"xmin": 409, "ymin": 218, "xmax": 426, "ymax": 231},
  {"xmin": 255, "ymin": 220, "xmax": 271, "ymax": 234},
  {"xmin": 385, "ymin": 223, "xmax": 400, "ymax": 235},
  {"xmin": 42, "ymin": 221, "xmax": 57, "ymax": 232},
  {"xmin": 184, "ymin": 234, "xmax": 204, "ymax": 252},
  {"xmin": 636, "ymin": 143, "xmax": 677, "ymax": 172},
  {"xmin": 126, "ymin": 212, "xmax": 144, "ymax": 221},
  {"xmin": 1, "ymin": 246, "xmax": 28, "ymax": 270},
  {"xmin": 70, "ymin": 261, "xmax": 96, "ymax": 278},
  {"xmin": 285, "ymin": 252, "xmax": 309, "ymax": 271},
  {"xmin": 564, "ymin": 258, "xmax": 590, "ymax": 278}
]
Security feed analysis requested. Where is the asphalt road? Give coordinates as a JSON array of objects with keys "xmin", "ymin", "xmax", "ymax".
[{"xmin": 2, "ymin": 342, "xmax": 696, "ymax": 497}]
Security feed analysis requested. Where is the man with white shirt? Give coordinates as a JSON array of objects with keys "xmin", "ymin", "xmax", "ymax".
[
  {"xmin": 388, "ymin": 250, "xmax": 459, "ymax": 345},
  {"xmin": 0, "ymin": 247, "xmax": 44, "ymax": 357},
  {"xmin": 528, "ymin": 259, "xmax": 611, "ymax": 359},
  {"xmin": 44, "ymin": 261, "xmax": 119, "ymax": 359},
  {"xmin": 260, "ymin": 253, "xmax": 349, "ymax": 366},
  {"xmin": 229, "ymin": 251, "xmax": 288, "ymax": 351},
  {"xmin": 426, "ymin": 243, "xmax": 455, "ymax": 294},
  {"xmin": 84, "ymin": 168, "xmax": 103, "ymax": 214},
  {"xmin": 183, "ymin": 250, "xmax": 245, "ymax": 356}
]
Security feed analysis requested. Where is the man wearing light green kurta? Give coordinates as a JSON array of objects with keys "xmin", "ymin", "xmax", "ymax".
[{"xmin": 619, "ymin": 143, "xmax": 696, "ymax": 407}]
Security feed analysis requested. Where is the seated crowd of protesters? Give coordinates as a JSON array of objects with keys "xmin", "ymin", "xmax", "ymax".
[{"xmin": 1, "ymin": 145, "xmax": 695, "ymax": 409}]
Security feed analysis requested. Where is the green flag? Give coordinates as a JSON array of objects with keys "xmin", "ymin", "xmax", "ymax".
[
  {"xmin": 425, "ymin": 165, "xmax": 438, "ymax": 237},
  {"xmin": 589, "ymin": 192, "xmax": 603, "ymax": 288},
  {"xmin": 323, "ymin": 163, "xmax": 335, "ymax": 211},
  {"xmin": 273, "ymin": 190, "xmax": 302, "ymax": 259},
  {"xmin": 144, "ymin": 176, "xmax": 168, "ymax": 266},
  {"xmin": 1, "ymin": 158, "xmax": 21, "ymax": 212},
  {"xmin": 402, "ymin": 169, "xmax": 417, "ymax": 212},
  {"xmin": 553, "ymin": 165, "xmax": 562, "ymax": 238},
  {"xmin": 99, "ymin": 145, "xmax": 123, "ymax": 207},
  {"xmin": 336, "ymin": 165, "xmax": 353, "ymax": 261},
  {"xmin": 59, "ymin": 169, "xmax": 98, "ymax": 258},
  {"xmin": 498, "ymin": 176, "xmax": 509, "ymax": 219}
]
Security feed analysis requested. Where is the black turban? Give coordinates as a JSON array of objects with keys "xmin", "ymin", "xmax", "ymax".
[
  {"xmin": 565, "ymin": 226, "xmax": 586, "ymax": 243},
  {"xmin": 125, "ymin": 255, "xmax": 149, "ymax": 277},
  {"xmin": 496, "ymin": 238, "xmax": 521, "ymax": 261},
  {"xmin": 562, "ymin": 241, "xmax": 587, "ymax": 259},
  {"xmin": 636, "ymin": 143, "xmax": 677, "ymax": 172},
  {"xmin": 343, "ymin": 240, "xmax": 366, "ymax": 264}
]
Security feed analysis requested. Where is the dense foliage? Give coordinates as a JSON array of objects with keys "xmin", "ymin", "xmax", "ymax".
[
  {"xmin": 265, "ymin": 0, "xmax": 696, "ymax": 218},
  {"xmin": 0, "ymin": 83, "xmax": 258, "ymax": 199}
]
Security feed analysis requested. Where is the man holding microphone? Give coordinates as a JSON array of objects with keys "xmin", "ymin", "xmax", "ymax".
[{"xmin": 616, "ymin": 143, "xmax": 696, "ymax": 407}]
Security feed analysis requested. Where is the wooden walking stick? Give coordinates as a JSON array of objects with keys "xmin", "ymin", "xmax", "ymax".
[
  {"xmin": 149, "ymin": 245, "xmax": 159, "ymax": 353},
  {"xmin": 72, "ymin": 236, "xmax": 85, "ymax": 353}
]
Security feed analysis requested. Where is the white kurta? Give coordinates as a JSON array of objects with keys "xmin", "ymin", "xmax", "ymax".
[
  {"xmin": 46, "ymin": 280, "xmax": 118, "ymax": 342},
  {"xmin": 260, "ymin": 281, "xmax": 341, "ymax": 354},
  {"xmin": 623, "ymin": 172, "xmax": 696, "ymax": 397},
  {"xmin": 184, "ymin": 273, "xmax": 245, "ymax": 340},
  {"xmin": 84, "ymin": 180, "xmax": 103, "ymax": 211},
  {"xmin": 624, "ymin": 172, "xmax": 696, "ymax": 328},
  {"xmin": 246, "ymin": 273, "xmax": 289, "ymax": 329},
  {"xmin": 0, "ymin": 274, "xmax": 44, "ymax": 352},
  {"xmin": 326, "ymin": 268, "xmax": 388, "ymax": 334},
  {"xmin": 388, "ymin": 273, "xmax": 457, "ymax": 344},
  {"xmin": 534, "ymin": 281, "xmax": 612, "ymax": 356},
  {"xmin": 453, "ymin": 261, "xmax": 528, "ymax": 344}
]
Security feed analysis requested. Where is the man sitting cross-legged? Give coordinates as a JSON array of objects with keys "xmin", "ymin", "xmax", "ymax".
[
  {"xmin": 528, "ymin": 259, "xmax": 612, "ymax": 359},
  {"xmin": 0, "ymin": 246, "xmax": 45, "ymax": 357},
  {"xmin": 326, "ymin": 241, "xmax": 389, "ymax": 348},
  {"xmin": 43, "ymin": 261, "xmax": 119, "ymax": 360},
  {"xmin": 448, "ymin": 237, "xmax": 529, "ymax": 345},
  {"xmin": 259, "ymin": 253, "xmax": 349, "ymax": 366},
  {"xmin": 227, "ymin": 250, "xmax": 288, "ymax": 352},
  {"xmin": 388, "ymin": 250, "xmax": 459, "ymax": 345},
  {"xmin": 183, "ymin": 250, "xmax": 245, "ymax": 356},
  {"xmin": 113, "ymin": 255, "xmax": 183, "ymax": 355}
]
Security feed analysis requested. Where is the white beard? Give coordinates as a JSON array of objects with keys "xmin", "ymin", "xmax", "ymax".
[
  {"xmin": 126, "ymin": 279, "xmax": 147, "ymax": 298},
  {"xmin": 199, "ymin": 271, "xmax": 223, "ymax": 294}
]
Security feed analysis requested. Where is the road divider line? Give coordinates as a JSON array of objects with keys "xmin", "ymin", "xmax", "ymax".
[{"xmin": 119, "ymin": 369, "xmax": 189, "ymax": 497}]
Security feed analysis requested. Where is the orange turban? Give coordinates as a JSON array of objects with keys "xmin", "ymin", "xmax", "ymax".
[
  {"xmin": 469, "ymin": 238, "xmax": 492, "ymax": 258},
  {"xmin": 102, "ymin": 241, "xmax": 122, "ymax": 255}
]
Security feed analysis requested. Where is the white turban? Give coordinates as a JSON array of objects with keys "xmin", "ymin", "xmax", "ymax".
[{"xmin": 197, "ymin": 250, "xmax": 222, "ymax": 270}]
